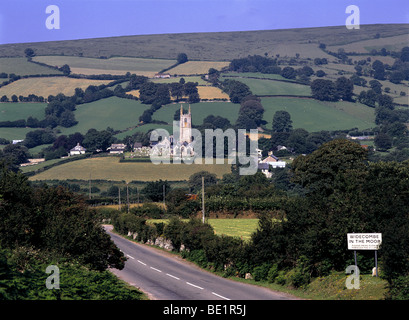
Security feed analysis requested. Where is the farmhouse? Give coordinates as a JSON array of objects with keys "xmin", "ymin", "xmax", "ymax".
[
  {"xmin": 69, "ymin": 143, "xmax": 86, "ymax": 156},
  {"xmin": 259, "ymin": 155, "xmax": 286, "ymax": 170},
  {"xmin": 154, "ymin": 73, "xmax": 171, "ymax": 79}
]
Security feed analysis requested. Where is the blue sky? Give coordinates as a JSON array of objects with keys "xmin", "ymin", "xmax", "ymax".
[{"xmin": 0, "ymin": 0, "xmax": 408, "ymax": 44}]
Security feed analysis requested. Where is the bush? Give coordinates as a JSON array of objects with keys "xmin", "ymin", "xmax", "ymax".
[
  {"xmin": 386, "ymin": 276, "xmax": 409, "ymax": 300},
  {"xmin": 267, "ymin": 264, "xmax": 279, "ymax": 283},
  {"xmin": 183, "ymin": 249, "xmax": 208, "ymax": 269},
  {"xmin": 252, "ymin": 263, "xmax": 272, "ymax": 281}
]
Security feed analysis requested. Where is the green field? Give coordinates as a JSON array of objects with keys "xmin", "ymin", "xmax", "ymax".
[
  {"xmin": 28, "ymin": 156, "xmax": 231, "ymax": 182},
  {"xmin": 0, "ymin": 102, "xmax": 46, "ymax": 121},
  {"xmin": 0, "ymin": 57, "xmax": 63, "ymax": 76},
  {"xmin": 225, "ymin": 76, "xmax": 312, "ymax": 96},
  {"xmin": 152, "ymin": 102, "xmax": 240, "ymax": 126},
  {"xmin": 261, "ymin": 97, "xmax": 375, "ymax": 132},
  {"xmin": 33, "ymin": 56, "xmax": 176, "ymax": 77},
  {"xmin": 57, "ymin": 96, "xmax": 150, "ymax": 135},
  {"xmin": 0, "ymin": 127, "xmax": 34, "ymax": 141}
]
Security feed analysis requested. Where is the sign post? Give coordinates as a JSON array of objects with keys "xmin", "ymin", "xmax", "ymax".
[{"xmin": 347, "ymin": 233, "xmax": 382, "ymax": 277}]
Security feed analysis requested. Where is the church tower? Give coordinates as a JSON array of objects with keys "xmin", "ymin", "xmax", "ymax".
[{"xmin": 179, "ymin": 105, "xmax": 192, "ymax": 143}]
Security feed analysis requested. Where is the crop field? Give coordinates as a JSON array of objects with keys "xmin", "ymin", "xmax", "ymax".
[
  {"xmin": 0, "ymin": 77, "xmax": 109, "ymax": 97},
  {"xmin": 147, "ymin": 218, "xmax": 259, "ymax": 241},
  {"xmin": 57, "ymin": 96, "xmax": 150, "ymax": 135},
  {"xmin": 152, "ymin": 102, "xmax": 240, "ymax": 126},
  {"xmin": 197, "ymin": 86, "xmax": 230, "ymax": 100},
  {"xmin": 222, "ymin": 76, "xmax": 312, "ymax": 96},
  {"xmin": 33, "ymin": 56, "xmax": 176, "ymax": 77},
  {"xmin": 261, "ymin": 97, "xmax": 375, "ymax": 132},
  {"xmin": 0, "ymin": 102, "xmax": 46, "ymax": 121},
  {"xmin": 167, "ymin": 61, "xmax": 230, "ymax": 75},
  {"xmin": 0, "ymin": 57, "xmax": 63, "ymax": 76},
  {"xmin": 28, "ymin": 156, "xmax": 231, "ymax": 182}
]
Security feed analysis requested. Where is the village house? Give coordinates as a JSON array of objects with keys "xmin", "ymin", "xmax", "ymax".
[
  {"xmin": 153, "ymin": 73, "xmax": 171, "ymax": 79},
  {"xmin": 69, "ymin": 143, "xmax": 86, "ymax": 156}
]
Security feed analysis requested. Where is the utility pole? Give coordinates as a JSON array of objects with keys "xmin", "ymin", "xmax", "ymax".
[
  {"xmin": 126, "ymin": 183, "xmax": 130, "ymax": 213},
  {"xmin": 118, "ymin": 187, "xmax": 121, "ymax": 211},
  {"xmin": 202, "ymin": 176, "xmax": 205, "ymax": 224}
]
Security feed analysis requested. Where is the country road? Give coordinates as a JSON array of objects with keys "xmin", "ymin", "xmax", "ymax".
[{"xmin": 104, "ymin": 225, "xmax": 300, "ymax": 300}]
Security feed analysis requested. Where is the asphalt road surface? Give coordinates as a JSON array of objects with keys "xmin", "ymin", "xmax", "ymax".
[{"xmin": 104, "ymin": 225, "xmax": 300, "ymax": 300}]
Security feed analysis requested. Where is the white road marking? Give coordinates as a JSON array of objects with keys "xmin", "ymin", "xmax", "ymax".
[
  {"xmin": 186, "ymin": 282, "xmax": 204, "ymax": 290},
  {"xmin": 137, "ymin": 260, "xmax": 146, "ymax": 266},
  {"xmin": 150, "ymin": 267, "xmax": 162, "ymax": 273},
  {"xmin": 126, "ymin": 254, "xmax": 135, "ymax": 260},
  {"xmin": 166, "ymin": 273, "xmax": 180, "ymax": 280},
  {"xmin": 212, "ymin": 292, "xmax": 230, "ymax": 300}
]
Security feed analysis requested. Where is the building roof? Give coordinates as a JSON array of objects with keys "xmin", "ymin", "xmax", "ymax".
[
  {"xmin": 261, "ymin": 155, "xmax": 279, "ymax": 163},
  {"xmin": 70, "ymin": 143, "xmax": 86, "ymax": 152}
]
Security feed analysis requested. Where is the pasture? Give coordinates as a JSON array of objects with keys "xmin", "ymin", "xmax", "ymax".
[
  {"xmin": 0, "ymin": 57, "xmax": 63, "ymax": 76},
  {"xmin": 261, "ymin": 97, "xmax": 375, "ymax": 132},
  {"xmin": 28, "ymin": 156, "xmax": 232, "ymax": 182},
  {"xmin": 33, "ymin": 56, "xmax": 176, "ymax": 77},
  {"xmin": 57, "ymin": 96, "xmax": 150, "ymax": 135},
  {"xmin": 222, "ymin": 76, "xmax": 312, "ymax": 96},
  {"xmin": 0, "ymin": 102, "xmax": 46, "ymax": 121},
  {"xmin": 0, "ymin": 77, "xmax": 109, "ymax": 97}
]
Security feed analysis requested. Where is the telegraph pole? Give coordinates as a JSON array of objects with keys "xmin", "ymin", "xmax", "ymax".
[
  {"xmin": 118, "ymin": 187, "xmax": 121, "ymax": 211},
  {"xmin": 126, "ymin": 183, "xmax": 130, "ymax": 213}
]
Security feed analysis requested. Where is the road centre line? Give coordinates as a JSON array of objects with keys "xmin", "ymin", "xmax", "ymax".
[
  {"xmin": 211, "ymin": 292, "xmax": 230, "ymax": 300},
  {"xmin": 150, "ymin": 267, "xmax": 162, "ymax": 273},
  {"xmin": 137, "ymin": 260, "xmax": 146, "ymax": 266},
  {"xmin": 126, "ymin": 254, "xmax": 135, "ymax": 260},
  {"xmin": 186, "ymin": 282, "xmax": 204, "ymax": 290},
  {"xmin": 166, "ymin": 273, "xmax": 180, "ymax": 280}
]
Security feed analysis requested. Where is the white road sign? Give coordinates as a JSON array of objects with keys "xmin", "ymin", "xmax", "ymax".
[{"xmin": 347, "ymin": 233, "xmax": 382, "ymax": 250}]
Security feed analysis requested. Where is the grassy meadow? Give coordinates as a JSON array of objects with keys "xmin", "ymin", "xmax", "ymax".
[
  {"xmin": 0, "ymin": 102, "xmax": 46, "ymax": 121},
  {"xmin": 261, "ymin": 97, "xmax": 375, "ymax": 132},
  {"xmin": 224, "ymin": 76, "xmax": 312, "ymax": 96},
  {"xmin": 0, "ymin": 57, "xmax": 63, "ymax": 76},
  {"xmin": 57, "ymin": 96, "xmax": 150, "ymax": 135},
  {"xmin": 28, "ymin": 156, "xmax": 232, "ymax": 182}
]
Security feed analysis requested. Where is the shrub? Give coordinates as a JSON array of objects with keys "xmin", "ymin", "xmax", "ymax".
[
  {"xmin": 252, "ymin": 263, "xmax": 272, "ymax": 281},
  {"xmin": 386, "ymin": 276, "xmax": 409, "ymax": 300},
  {"xmin": 267, "ymin": 264, "xmax": 279, "ymax": 283}
]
